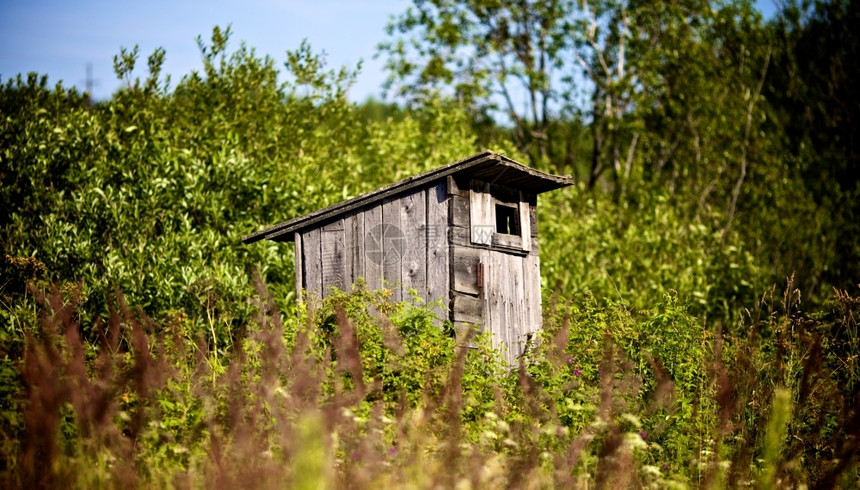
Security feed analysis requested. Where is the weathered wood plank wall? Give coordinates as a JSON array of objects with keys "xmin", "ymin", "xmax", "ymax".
[
  {"xmin": 295, "ymin": 176, "xmax": 540, "ymax": 363},
  {"xmin": 400, "ymin": 190, "xmax": 426, "ymax": 300},
  {"xmin": 447, "ymin": 176, "xmax": 542, "ymax": 362},
  {"xmin": 364, "ymin": 204, "xmax": 383, "ymax": 291},
  {"xmin": 294, "ymin": 232, "xmax": 304, "ymax": 299},
  {"xmin": 426, "ymin": 182, "xmax": 450, "ymax": 322},
  {"xmin": 298, "ymin": 181, "xmax": 450, "ymax": 325},
  {"xmin": 303, "ymin": 227, "xmax": 322, "ymax": 297},
  {"xmin": 321, "ymin": 219, "xmax": 345, "ymax": 292}
]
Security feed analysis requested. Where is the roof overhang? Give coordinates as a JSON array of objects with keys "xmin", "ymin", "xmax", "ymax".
[{"xmin": 242, "ymin": 150, "xmax": 573, "ymax": 244}]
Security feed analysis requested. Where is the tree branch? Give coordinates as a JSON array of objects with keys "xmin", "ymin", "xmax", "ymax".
[{"xmin": 722, "ymin": 46, "xmax": 771, "ymax": 244}]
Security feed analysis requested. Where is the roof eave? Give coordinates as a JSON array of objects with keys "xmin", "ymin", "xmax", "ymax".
[{"xmin": 242, "ymin": 151, "xmax": 573, "ymax": 244}]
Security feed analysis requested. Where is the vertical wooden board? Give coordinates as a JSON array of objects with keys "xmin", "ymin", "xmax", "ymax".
[
  {"xmin": 510, "ymin": 253, "xmax": 526, "ymax": 360},
  {"xmin": 480, "ymin": 247, "xmax": 491, "ymax": 348},
  {"xmin": 355, "ymin": 212, "xmax": 366, "ymax": 284},
  {"xmin": 519, "ymin": 192, "xmax": 531, "ymax": 251},
  {"xmin": 449, "ymin": 194, "xmax": 470, "ymax": 227},
  {"xmin": 524, "ymin": 245, "xmax": 542, "ymax": 335},
  {"xmin": 489, "ymin": 251, "xmax": 501, "ymax": 355},
  {"xmin": 426, "ymin": 182, "xmax": 450, "ymax": 323},
  {"xmin": 451, "ymin": 246, "xmax": 482, "ymax": 295},
  {"xmin": 294, "ymin": 231, "xmax": 304, "ymax": 302},
  {"xmin": 499, "ymin": 252, "xmax": 511, "ymax": 361},
  {"xmin": 521, "ymin": 250, "xmax": 535, "ymax": 337},
  {"xmin": 469, "ymin": 180, "xmax": 493, "ymax": 245},
  {"xmin": 497, "ymin": 252, "xmax": 511, "ymax": 360},
  {"xmin": 483, "ymin": 250, "xmax": 502, "ymax": 353},
  {"xmin": 533, "ymin": 238, "xmax": 542, "ymax": 333},
  {"xmin": 343, "ymin": 212, "xmax": 365, "ymax": 287},
  {"xmin": 499, "ymin": 252, "xmax": 512, "ymax": 359},
  {"xmin": 400, "ymin": 189, "xmax": 427, "ymax": 301},
  {"xmin": 382, "ymin": 198, "xmax": 402, "ymax": 302},
  {"xmin": 343, "ymin": 214, "xmax": 355, "ymax": 287},
  {"xmin": 321, "ymin": 219, "xmax": 345, "ymax": 294},
  {"xmin": 303, "ymin": 227, "xmax": 322, "ymax": 299},
  {"xmin": 363, "ymin": 204, "xmax": 384, "ymax": 291},
  {"xmin": 529, "ymin": 202, "xmax": 539, "ymax": 237},
  {"xmin": 533, "ymin": 246, "xmax": 543, "ymax": 333}
]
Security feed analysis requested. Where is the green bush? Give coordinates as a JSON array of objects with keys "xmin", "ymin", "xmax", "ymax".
[{"xmin": 2, "ymin": 20, "xmax": 859, "ymax": 488}]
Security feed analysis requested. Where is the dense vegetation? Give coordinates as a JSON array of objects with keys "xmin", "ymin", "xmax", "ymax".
[{"xmin": 1, "ymin": 0, "xmax": 858, "ymax": 487}]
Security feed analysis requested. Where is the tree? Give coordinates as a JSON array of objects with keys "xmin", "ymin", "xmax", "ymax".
[
  {"xmin": 766, "ymin": 0, "xmax": 860, "ymax": 290},
  {"xmin": 379, "ymin": 0, "xmax": 577, "ymax": 167},
  {"xmin": 380, "ymin": 0, "xmax": 775, "ymax": 198}
]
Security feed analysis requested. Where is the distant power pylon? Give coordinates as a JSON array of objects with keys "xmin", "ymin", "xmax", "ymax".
[{"xmin": 84, "ymin": 62, "xmax": 98, "ymax": 105}]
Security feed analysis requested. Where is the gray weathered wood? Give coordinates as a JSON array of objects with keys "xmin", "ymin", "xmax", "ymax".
[
  {"xmin": 470, "ymin": 180, "xmax": 493, "ymax": 245},
  {"xmin": 494, "ymin": 252, "xmax": 507, "ymax": 357},
  {"xmin": 426, "ymin": 181, "xmax": 449, "ymax": 323},
  {"xmin": 342, "ymin": 213, "xmax": 358, "ymax": 286},
  {"xmin": 350, "ymin": 211, "xmax": 367, "ymax": 286},
  {"xmin": 400, "ymin": 189, "xmax": 427, "ymax": 300},
  {"xmin": 519, "ymin": 192, "xmax": 531, "ymax": 252},
  {"xmin": 479, "ymin": 249, "xmax": 490, "ymax": 341},
  {"xmin": 364, "ymin": 204, "xmax": 384, "ymax": 291},
  {"xmin": 303, "ymin": 227, "xmax": 322, "ymax": 298},
  {"xmin": 244, "ymin": 151, "xmax": 573, "ymax": 244},
  {"xmin": 452, "ymin": 292, "xmax": 483, "ymax": 324},
  {"xmin": 489, "ymin": 184, "xmax": 520, "ymax": 204},
  {"xmin": 342, "ymin": 214, "xmax": 354, "ymax": 286},
  {"xmin": 449, "ymin": 226, "xmax": 470, "ymax": 247},
  {"xmin": 449, "ymin": 194, "xmax": 470, "ymax": 227},
  {"xmin": 321, "ymin": 219, "xmax": 345, "ymax": 293},
  {"xmin": 294, "ymin": 231, "xmax": 304, "ymax": 301},
  {"xmin": 382, "ymin": 198, "xmax": 402, "ymax": 301},
  {"xmin": 243, "ymin": 151, "xmax": 572, "ymax": 365},
  {"xmin": 524, "ymin": 238, "xmax": 542, "ymax": 335},
  {"xmin": 492, "ymin": 233, "xmax": 528, "ymax": 252},
  {"xmin": 355, "ymin": 212, "xmax": 366, "ymax": 284},
  {"xmin": 451, "ymin": 246, "xmax": 482, "ymax": 295},
  {"xmin": 446, "ymin": 175, "xmax": 468, "ymax": 197},
  {"xmin": 499, "ymin": 252, "xmax": 512, "ymax": 359},
  {"xmin": 510, "ymin": 252, "xmax": 526, "ymax": 360},
  {"xmin": 499, "ymin": 251, "xmax": 511, "ymax": 359}
]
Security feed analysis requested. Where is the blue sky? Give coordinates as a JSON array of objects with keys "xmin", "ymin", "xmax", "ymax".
[
  {"xmin": 0, "ymin": 0, "xmax": 408, "ymax": 102},
  {"xmin": 0, "ymin": 0, "xmax": 777, "ymax": 103}
]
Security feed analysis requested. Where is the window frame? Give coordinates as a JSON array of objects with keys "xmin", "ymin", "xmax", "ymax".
[{"xmin": 469, "ymin": 179, "xmax": 531, "ymax": 253}]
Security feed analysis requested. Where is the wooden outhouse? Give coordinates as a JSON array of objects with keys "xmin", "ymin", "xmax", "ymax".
[{"xmin": 242, "ymin": 151, "xmax": 572, "ymax": 361}]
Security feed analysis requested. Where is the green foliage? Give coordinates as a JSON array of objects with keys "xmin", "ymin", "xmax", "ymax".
[
  {"xmin": 380, "ymin": 0, "xmax": 574, "ymax": 164},
  {"xmin": 0, "ymin": 27, "xmax": 479, "ymax": 476},
  {"xmin": 6, "ymin": 282, "xmax": 858, "ymax": 487},
  {"xmin": 1, "ymin": 4, "xmax": 859, "ymax": 486},
  {"xmin": 539, "ymin": 186, "xmax": 764, "ymax": 325},
  {"xmin": 382, "ymin": 0, "xmax": 858, "ymax": 306},
  {"xmin": 0, "ymin": 25, "xmax": 479, "ymax": 330},
  {"xmin": 764, "ymin": 0, "xmax": 860, "ymax": 293}
]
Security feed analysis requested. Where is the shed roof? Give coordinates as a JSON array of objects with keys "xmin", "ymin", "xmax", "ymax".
[{"xmin": 242, "ymin": 150, "xmax": 573, "ymax": 244}]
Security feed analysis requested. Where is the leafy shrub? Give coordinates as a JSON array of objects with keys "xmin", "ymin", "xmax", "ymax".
[{"xmin": 3, "ymin": 279, "xmax": 858, "ymax": 488}]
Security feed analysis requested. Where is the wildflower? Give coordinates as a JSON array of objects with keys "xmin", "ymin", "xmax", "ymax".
[
  {"xmin": 639, "ymin": 430, "xmax": 649, "ymax": 441},
  {"xmin": 388, "ymin": 447, "xmax": 398, "ymax": 457},
  {"xmin": 566, "ymin": 355, "xmax": 574, "ymax": 365},
  {"xmin": 573, "ymin": 368, "xmax": 582, "ymax": 377}
]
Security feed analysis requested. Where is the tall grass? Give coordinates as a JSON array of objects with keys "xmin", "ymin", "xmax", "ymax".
[{"xmin": 2, "ymin": 277, "xmax": 859, "ymax": 488}]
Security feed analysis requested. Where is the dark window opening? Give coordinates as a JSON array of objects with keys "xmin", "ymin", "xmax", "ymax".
[{"xmin": 495, "ymin": 204, "xmax": 520, "ymax": 235}]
